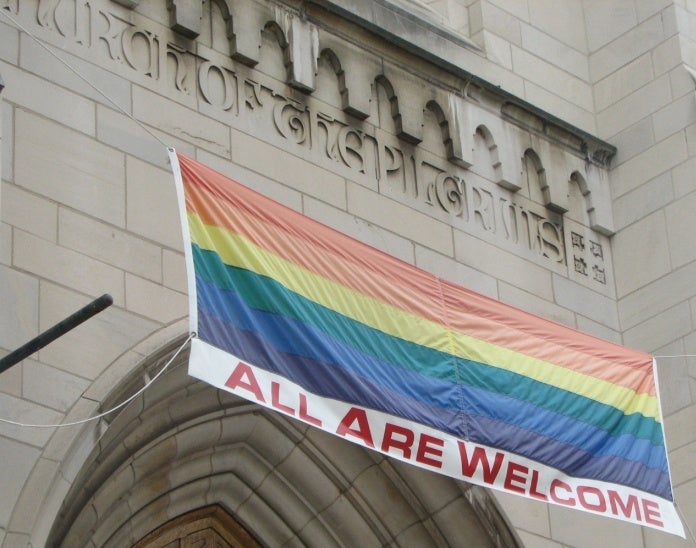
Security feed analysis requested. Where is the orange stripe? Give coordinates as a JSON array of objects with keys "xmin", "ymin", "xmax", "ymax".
[{"xmin": 178, "ymin": 153, "xmax": 655, "ymax": 396}]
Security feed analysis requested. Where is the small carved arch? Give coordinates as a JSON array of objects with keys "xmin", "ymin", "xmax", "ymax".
[
  {"xmin": 569, "ymin": 170, "xmax": 594, "ymax": 223},
  {"xmin": 317, "ymin": 48, "xmax": 351, "ymax": 113},
  {"xmin": 522, "ymin": 148, "xmax": 549, "ymax": 206},
  {"xmin": 475, "ymin": 124, "xmax": 511, "ymax": 189},
  {"xmin": 259, "ymin": 20, "xmax": 291, "ymax": 83},
  {"xmin": 424, "ymin": 99, "xmax": 455, "ymax": 159},
  {"xmin": 374, "ymin": 74, "xmax": 401, "ymax": 133}
]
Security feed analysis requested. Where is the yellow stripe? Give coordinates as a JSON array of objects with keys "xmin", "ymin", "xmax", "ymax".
[{"xmin": 189, "ymin": 213, "xmax": 660, "ymax": 421}]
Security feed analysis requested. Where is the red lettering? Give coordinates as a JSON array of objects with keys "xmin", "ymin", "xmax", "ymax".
[
  {"xmin": 381, "ymin": 423, "xmax": 414, "ymax": 458},
  {"xmin": 642, "ymin": 499, "xmax": 664, "ymax": 527},
  {"xmin": 298, "ymin": 394, "xmax": 322, "ymax": 426},
  {"xmin": 504, "ymin": 462, "xmax": 528, "ymax": 494},
  {"xmin": 336, "ymin": 407, "xmax": 374, "ymax": 447},
  {"xmin": 577, "ymin": 486, "xmax": 606, "ymax": 512},
  {"xmin": 271, "ymin": 382, "xmax": 295, "ymax": 415},
  {"xmin": 225, "ymin": 362, "xmax": 265, "ymax": 403},
  {"xmin": 416, "ymin": 434, "xmax": 444, "ymax": 468},
  {"xmin": 529, "ymin": 470, "xmax": 548, "ymax": 501},
  {"xmin": 549, "ymin": 480, "xmax": 576, "ymax": 507},
  {"xmin": 457, "ymin": 442, "xmax": 504, "ymax": 483},
  {"xmin": 608, "ymin": 491, "xmax": 641, "ymax": 520}
]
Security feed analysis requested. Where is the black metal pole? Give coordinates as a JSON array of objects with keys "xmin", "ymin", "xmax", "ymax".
[{"xmin": 0, "ymin": 293, "xmax": 113, "ymax": 374}]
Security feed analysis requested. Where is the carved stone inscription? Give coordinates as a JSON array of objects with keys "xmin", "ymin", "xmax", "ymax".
[{"xmin": 22, "ymin": 0, "xmax": 613, "ymax": 284}]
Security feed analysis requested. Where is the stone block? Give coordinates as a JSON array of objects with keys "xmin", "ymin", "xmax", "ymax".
[
  {"xmin": 623, "ymin": 301, "xmax": 692, "ymax": 352},
  {"xmin": 665, "ymin": 190, "xmax": 696, "ymax": 268},
  {"xmin": 610, "ymin": 117, "xmax": 656, "ymax": 165},
  {"xmin": 7, "ymin": 457, "xmax": 60, "ymax": 534},
  {"xmin": 523, "ymin": 81, "xmax": 595, "ymax": 134},
  {"xmin": 0, "ymin": 61, "xmax": 94, "ymax": 136},
  {"xmin": 574, "ymin": 315, "xmax": 621, "ymax": 343},
  {"xmin": 1, "ymin": 182, "xmax": 57, "ymax": 242},
  {"xmin": 132, "ymin": 85, "xmax": 230, "ymax": 157},
  {"xmin": 23, "ymin": 359, "xmax": 90, "ymax": 413},
  {"xmin": 0, "ymin": 264, "xmax": 39, "ymax": 353},
  {"xmin": 19, "ymin": 33, "xmax": 131, "ymax": 110},
  {"xmin": 304, "ymin": 196, "xmax": 415, "ymax": 264},
  {"xmin": 477, "ymin": 1, "xmax": 522, "ymax": 46},
  {"xmin": 499, "ymin": 281, "xmax": 575, "ymax": 327},
  {"xmin": 197, "ymin": 148, "xmax": 304, "ymax": 212},
  {"xmin": 0, "ymin": 436, "xmax": 39, "ymax": 528},
  {"xmin": 0, "ymin": 391, "xmax": 63, "ymax": 449},
  {"xmin": 162, "ymin": 249, "xmax": 187, "ymax": 293},
  {"xmin": 230, "ymin": 129, "xmax": 347, "ymax": 209},
  {"xmin": 38, "ymin": 282, "xmax": 158, "ymax": 380},
  {"xmin": 13, "ymin": 229, "xmax": 124, "ymax": 305},
  {"xmin": 96, "ymin": 105, "xmax": 180, "ymax": 169},
  {"xmin": 125, "ymin": 274, "xmax": 187, "ymax": 323},
  {"xmin": 491, "ymin": 490, "xmax": 550, "ymax": 538},
  {"xmin": 348, "ymin": 182, "xmax": 454, "ymax": 257},
  {"xmin": 635, "ymin": 0, "xmax": 674, "ymax": 22},
  {"xmin": 611, "ymin": 211, "xmax": 672, "ymax": 297},
  {"xmin": 670, "ymin": 438, "xmax": 696, "ymax": 486},
  {"xmin": 59, "ymin": 208, "xmax": 162, "ymax": 282},
  {"xmin": 319, "ymin": 490, "xmax": 382, "ymax": 546},
  {"xmin": 454, "ymin": 229, "xmax": 554, "ymax": 300},
  {"xmin": 594, "ymin": 52, "xmax": 653, "ymax": 112},
  {"xmin": 481, "ymin": 30, "xmax": 513, "ymax": 69},
  {"xmin": 548, "ymin": 504, "xmax": 643, "ymax": 548},
  {"xmin": 516, "ymin": 530, "xmax": 563, "ymax": 548},
  {"xmin": 15, "ymin": 110, "xmax": 125, "ymax": 227},
  {"xmin": 619, "ymin": 259, "xmax": 696, "ymax": 330},
  {"xmin": 583, "ymin": 0, "xmax": 638, "ymax": 52},
  {"xmin": 431, "ymin": 495, "xmax": 493, "ymax": 546},
  {"xmin": 552, "ymin": 274, "xmax": 620, "ymax": 330},
  {"xmin": 2, "ymin": 102, "xmax": 12, "ymax": 184},
  {"xmin": 415, "ymin": 244, "xmax": 497, "ymax": 298},
  {"xmin": 529, "ymin": 0, "xmax": 587, "ymax": 51},
  {"xmin": 0, "ymin": 223, "xmax": 10, "ymax": 266},
  {"xmin": 653, "ymin": 92, "xmax": 696, "ymax": 142},
  {"xmin": 0, "ymin": 19, "xmax": 18, "ymax": 64},
  {"xmin": 521, "ymin": 23, "xmax": 589, "ymax": 81},
  {"xmin": 512, "ymin": 47, "xmax": 592, "ymax": 112},
  {"xmin": 651, "ymin": 34, "xmax": 682, "ymax": 76},
  {"xmin": 597, "ymin": 74, "xmax": 673, "ymax": 139},
  {"xmin": 126, "ymin": 156, "xmax": 183, "ymax": 251},
  {"xmin": 611, "ymin": 132, "xmax": 687, "ymax": 199},
  {"xmin": 612, "ymin": 172, "xmax": 673, "ymax": 231},
  {"xmin": 589, "ymin": 14, "xmax": 665, "ymax": 82}
]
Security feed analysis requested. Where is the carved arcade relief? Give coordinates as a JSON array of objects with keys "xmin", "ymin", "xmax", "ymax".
[{"xmin": 14, "ymin": 0, "xmax": 616, "ymax": 292}]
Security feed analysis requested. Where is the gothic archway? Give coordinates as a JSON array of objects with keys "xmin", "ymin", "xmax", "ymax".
[{"xmin": 46, "ymin": 338, "xmax": 521, "ymax": 547}]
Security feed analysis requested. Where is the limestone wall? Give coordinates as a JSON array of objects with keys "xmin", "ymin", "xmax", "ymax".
[{"xmin": 0, "ymin": 1, "xmax": 695, "ymax": 546}]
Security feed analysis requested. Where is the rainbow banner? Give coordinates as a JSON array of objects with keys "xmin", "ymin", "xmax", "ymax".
[{"xmin": 169, "ymin": 149, "xmax": 683, "ymax": 536}]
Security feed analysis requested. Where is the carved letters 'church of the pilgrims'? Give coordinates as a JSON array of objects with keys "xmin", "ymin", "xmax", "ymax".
[{"xmin": 2, "ymin": 0, "xmax": 696, "ymax": 546}]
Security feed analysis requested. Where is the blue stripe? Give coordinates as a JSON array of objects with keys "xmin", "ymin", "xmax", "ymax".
[
  {"xmin": 193, "ymin": 245, "xmax": 664, "ymax": 448},
  {"xmin": 198, "ymin": 307, "xmax": 671, "ymax": 499},
  {"xmin": 195, "ymin": 271, "xmax": 668, "ymax": 473}
]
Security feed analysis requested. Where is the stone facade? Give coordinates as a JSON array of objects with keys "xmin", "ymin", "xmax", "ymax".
[{"xmin": 0, "ymin": 0, "xmax": 695, "ymax": 546}]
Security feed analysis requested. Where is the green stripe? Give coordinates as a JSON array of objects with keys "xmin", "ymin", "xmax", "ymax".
[{"xmin": 194, "ymin": 246, "xmax": 664, "ymax": 446}]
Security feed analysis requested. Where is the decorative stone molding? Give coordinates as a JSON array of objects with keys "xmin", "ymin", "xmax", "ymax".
[{"xmin": 167, "ymin": 0, "xmax": 202, "ymax": 38}]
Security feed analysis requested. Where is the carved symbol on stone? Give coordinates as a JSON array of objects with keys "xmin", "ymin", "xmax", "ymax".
[
  {"xmin": 574, "ymin": 256, "xmax": 587, "ymax": 276},
  {"xmin": 98, "ymin": 9, "xmax": 128, "ymax": 62},
  {"xmin": 122, "ymin": 26, "xmax": 158, "ymax": 78},
  {"xmin": 244, "ymin": 79, "xmax": 264, "ymax": 110},
  {"xmin": 571, "ymin": 232, "xmax": 585, "ymax": 250},
  {"xmin": 37, "ymin": 0, "xmax": 62, "ymax": 31},
  {"xmin": 593, "ymin": 265, "xmax": 606, "ymax": 284},
  {"xmin": 1, "ymin": 0, "xmax": 18, "ymax": 15},
  {"xmin": 590, "ymin": 240, "xmax": 603, "ymax": 260},
  {"xmin": 198, "ymin": 61, "xmax": 236, "ymax": 111},
  {"xmin": 337, "ymin": 126, "xmax": 366, "ymax": 174},
  {"xmin": 273, "ymin": 99, "xmax": 309, "ymax": 145},
  {"xmin": 167, "ymin": 44, "xmax": 192, "ymax": 93},
  {"xmin": 429, "ymin": 172, "xmax": 465, "ymax": 216}
]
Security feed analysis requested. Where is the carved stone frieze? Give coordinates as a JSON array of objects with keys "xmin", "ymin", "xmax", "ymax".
[{"xmin": 15, "ymin": 0, "xmax": 617, "ymax": 289}]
